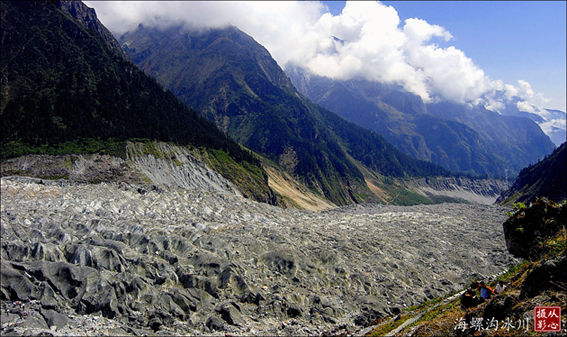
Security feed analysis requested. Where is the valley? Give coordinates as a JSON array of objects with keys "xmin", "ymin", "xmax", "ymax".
[
  {"xmin": 1, "ymin": 1, "xmax": 564, "ymax": 335},
  {"xmin": 1, "ymin": 171, "xmax": 519, "ymax": 336}
]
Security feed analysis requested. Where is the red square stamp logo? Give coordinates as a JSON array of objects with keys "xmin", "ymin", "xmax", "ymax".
[{"xmin": 534, "ymin": 306, "xmax": 561, "ymax": 332}]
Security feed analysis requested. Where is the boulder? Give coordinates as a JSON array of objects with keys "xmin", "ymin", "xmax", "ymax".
[
  {"xmin": 502, "ymin": 197, "xmax": 566, "ymax": 260},
  {"xmin": 216, "ymin": 301, "xmax": 243, "ymax": 326},
  {"xmin": 40, "ymin": 308, "xmax": 69, "ymax": 329},
  {"xmin": 521, "ymin": 255, "xmax": 567, "ymax": 298}
]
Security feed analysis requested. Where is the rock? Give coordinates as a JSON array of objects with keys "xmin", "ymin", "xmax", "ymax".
[
  {"xmin": 0, "ymin": 262, "xmax": 38, "ymax": 302},
  {"xmin": 23, "ymin": 329, "xmax": 52, "ymax": 336},
  {"xmin": 1, "ymin": 312, "xmax": 19, "ymax": 326},
  {"xmin": 38, "ymin": 282, "xmax": 58, "ymax": 309},
  {"xmin": 148, "ymin": 316, "xmax": 162, "ymax": 331},
  {"xmin": 502, "ymin": 197, "xmax": 566, "ymax": 260},
  {"xmin": 126, "ymin": 142, "xmax": 242, "ymax": 196},
  {"xmin": 2, "ymin": 328, "xmax": 18, "ymax": 336},
  {"xmin": 353, "ymin": 296, "xmax": 388, "ymax": 326},
  {"xmin": 261, "ymin": 251, "xmax": 297, "ymax": 278},
  {"xmin": 217, "ymin": 302, "xmax": 243, "ymax": 326},
  {"xmin": 19, "ymin": 311, "xmax": 48, "ymax": 330},
  {"xmin": 206, "ymin": 315, "xmax": 225, "ymax": 331},
  {"xmin": 482, "ymin": 295, "xmax": 517, "ymax": 321},
  {"xmin": 287, "ymin": 304, "xmax": 303, "ymax": 318},
  {"xmin": 40, "ymin": 309, "xmax": 69, "ymax": 329},
  {"xmin": 403, "ymin": 177, "xmax": 508, "ymax": 205},
  {"xmin": 1, "ymin": 176, "xmax": 520, "ymax": 335},
  {"xmin": 521, "ymin": 255, "xmax": 567, "ymax": 298}
]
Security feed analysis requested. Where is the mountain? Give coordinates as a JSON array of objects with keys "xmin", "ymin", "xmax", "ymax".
[
  {"xmin": 118, "ymin": 24, "xmax": 451, "ymax": 206},
  {"xmin": 541, "ymin": 109, "xmax": 566, "ymax": 146},
  {"xmin": 0, "ymin": 0, "xmax": 273, "ymax": 203},
  {"xmin": 427, "ymin": 102, "xmax": 556, "ymax": 174},
  {"xmin": 497, "ymin": 142, "xmax": 567, "ymax": 205},
  {"xmin": 285, "ymin": 67, "xmax": 556, "ymax": 177},
  {"xmin": 492, "ymin": 98, "xmax": 566, "ymax": 146}
]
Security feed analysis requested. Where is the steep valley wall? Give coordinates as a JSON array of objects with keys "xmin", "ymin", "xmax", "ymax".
[{"xmin": 403, "ymin": 177, "xmax": 508, "ymax": 205}]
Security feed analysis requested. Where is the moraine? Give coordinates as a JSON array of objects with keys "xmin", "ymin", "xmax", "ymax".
[{"xmin": 1, "ymin": 176, "xmax": 519, "ymax": 336}]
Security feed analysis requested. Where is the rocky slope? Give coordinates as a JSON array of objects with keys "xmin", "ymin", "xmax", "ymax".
[
  {"xmin": 1, "ymin": 172, "xmax": 520, "ymax": 336},
  {"xmin": 380, "ymin": 198, "xmax": 566, "ymax": 336},
  {"xmin": 0, "ymin": 141, "xmax": 280, "ymax": 205},
  {"xmin": 403, "ymin": 177, "xmax": 508, "ymax": 205},
  {"xmin": 497, "ymin": 142, "xmax": 567, "ymax": 205},
  {"xmin": 1, "ymin": 141, "xmax": 506, "ymax": 213}
]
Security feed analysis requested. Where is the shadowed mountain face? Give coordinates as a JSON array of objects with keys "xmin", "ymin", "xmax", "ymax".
[
  {"xmin": 0, "ymin": 0, "xmax": 275, "ymax": 203},
  {"xmin": 285, "ymin": 67, "xmax": 556, "ymax": 177},
  {"xmin": 497, "ymin": 142, "xmax": 567, "ymax": 205},
  {"xmin": 426, "ymin": 101, "xmax": 556, "ymax": 174},
  {"xmin": 1, "ymin": 1, "xmax": 254, "ymax": 163},
  {"xmin": 119, "ymin": 24, "xmax": 450, "ymax": 205}
]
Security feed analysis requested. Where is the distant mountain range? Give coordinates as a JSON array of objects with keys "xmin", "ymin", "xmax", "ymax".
[
  {"xmin": 497, "ymin": 142, "xmax": 566, "ymax": 205},
  {"xmin": 118, "ymin": 24, "xmax": 451, "ymax": 205},
  {"xmin": 540, "ymin": 109, "xmax": 567, "ymax": 146},
  {"xmin": 285, "ymin": 67, "xmax": 556, "ymax": 177}
]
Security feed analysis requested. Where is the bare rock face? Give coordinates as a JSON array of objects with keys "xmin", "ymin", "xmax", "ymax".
[
  {"xmin": 126, "ymin": 142, "xmax": 242, "ymax": 196},
  {"xmin": 1, "ymin": 176, "xmax": 519, "ymax": 336},
  {"xmin": 0, "ymin": 142, "xmax": 243, "ymax": 197},
  {"xmin": 0, "ymin": 153, "xmax": 143, "ymax": 185},
  {"xmin": 403, "ymin": 177, "xmax": 508, "ymax": 205}
]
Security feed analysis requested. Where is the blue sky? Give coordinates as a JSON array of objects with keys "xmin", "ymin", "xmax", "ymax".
[
  {"xmin": 88, "ymin": 0, "xmax": 566, "ymax": 142},
  {"xmin": 324, "ymin": 1, "xmax": 566, "ymax": 112}
]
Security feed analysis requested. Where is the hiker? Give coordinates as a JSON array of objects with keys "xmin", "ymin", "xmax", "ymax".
[
  {"xmin": 494, "ymin": 280, "xmax": 508, "ymax": 294},
  {"xmin": 461, "ymin": 289, "xmax": 480, "ymax": 308},
  {"xmin": 478, "ymin": 281, "xmax": 494, "ymax": 300},
  {"xmin": 470, "ymin": 281, "xmax": 479, "ymax": 292}
]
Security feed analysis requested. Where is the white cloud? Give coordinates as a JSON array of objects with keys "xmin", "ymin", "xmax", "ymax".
[{"xmin": 85, "ymin": 0, "xmax": 564, "ymax": 137}]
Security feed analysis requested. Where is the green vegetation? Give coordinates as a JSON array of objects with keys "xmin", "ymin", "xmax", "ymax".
[
  {"xmin": 381, "ymin": 183, "xmax": 435, "ymax": 206},
  {"xmin": 367, "ymin": 288, "xmax": 463, "ymax": 336},
  {"xmin": 506, "ymin": 202, "xmax": 527, "ymax": 217},
  {"xmin": 190, "ymin": 147, "xmax": 275, "ymax": 204},
  {"xmin": 1, "ymin": 138, "xmax": 127, "ymax": 159},
  {"xmin": 498, "ymin": 142, "xmax": 566, "ymax": 205},
  {"xmin": 368, "ymin": 314, "xmax": 413, "ymax": 336},
  {"xmin": 539, "ymin": 227, "xmax": 566, "ymax": 258},
  {"xmin": 0, "ymin": 0, "xmax": 260, "ymax": 178},
  {"xmin": 120, "ymin": 24, "xmax": 453, "ymax": 205},
  {"xmin": 366, "ymin": 261, "xmax": 528, "ymax": 336},
  {"xmin": 405, "ymin": 297, "xmax": 443, "ymax": 313},
  {"xmin": 389, "ymin": 256, "xmax": 563, "ymax": 336}
]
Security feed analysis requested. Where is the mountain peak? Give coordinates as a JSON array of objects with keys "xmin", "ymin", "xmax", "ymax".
[
  {"xmin": 119, "ymin": 24, "xmax": 450, "ymax": 205},
  {"xmin": 57, "ymin": 1, "xmax": 129, "ymax": 59}
]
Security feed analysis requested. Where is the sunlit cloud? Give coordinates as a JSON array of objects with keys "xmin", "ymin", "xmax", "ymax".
[{"xmin": 85, "ymin": 0, "xmax": 565, "ymax": 142}]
